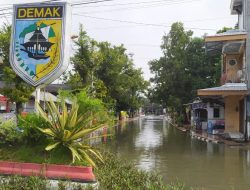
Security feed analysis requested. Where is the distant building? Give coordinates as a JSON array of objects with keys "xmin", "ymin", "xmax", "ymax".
[{"xmin": 0, "ymin": 82, "xmax": 70, "ymax": 113}]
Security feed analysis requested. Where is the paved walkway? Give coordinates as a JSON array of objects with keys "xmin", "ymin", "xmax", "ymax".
[
  {"xmin": 167, "ymin": 118, "xmax": 250, "ymax": 147},
  {"xmin": 191, "ymin": 130, "xmax": 247, "ymax": 146}
]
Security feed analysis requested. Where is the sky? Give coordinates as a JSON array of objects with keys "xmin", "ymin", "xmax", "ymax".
[{"xmin": 0, "ymin": 0, "xmax": 238, "ymax": 80}]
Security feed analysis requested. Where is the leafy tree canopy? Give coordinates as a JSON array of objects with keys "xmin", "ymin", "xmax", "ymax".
[
  {"xmin": 149, "ymin": 22, "xmax": 220, "ymax": 114},
  {"xmin": 0, "ymin": 24, "xmax": 34, "ymax": 114},
  {"xmin": 65, "ymin": 25, "xmax": 149, "ymax": 114}
]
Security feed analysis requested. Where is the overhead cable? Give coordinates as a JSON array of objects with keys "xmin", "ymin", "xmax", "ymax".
[
  {"xmin": 72, "ymin": 0, "xmax": 116, "ymax": 6},
  {"xmin": 73, "ymin": 13, "xmax": 218, "ymax": 31}
]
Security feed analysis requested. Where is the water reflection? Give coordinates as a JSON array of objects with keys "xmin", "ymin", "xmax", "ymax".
[
  {"xmin": 135, "ymin": 121, "xmax": 162, "ymax": 150},
  {"xmin": 104, "ymin": 116, "xmax": 250, "ymax": 190}
]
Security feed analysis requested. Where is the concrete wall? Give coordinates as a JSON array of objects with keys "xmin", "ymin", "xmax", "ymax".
[{"xmin": 224, "ymin": 96, "xmax": 240, "ymax": 132}]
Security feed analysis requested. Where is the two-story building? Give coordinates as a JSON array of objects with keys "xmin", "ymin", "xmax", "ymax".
[{"xmin": 196, "ymin": 0, "xmax": 250, "ymax": 140}]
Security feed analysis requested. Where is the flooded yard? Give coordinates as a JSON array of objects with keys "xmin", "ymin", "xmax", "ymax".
[{"xmin": 103, "ymin": 116, "xmax": 250, "ymax": 190}]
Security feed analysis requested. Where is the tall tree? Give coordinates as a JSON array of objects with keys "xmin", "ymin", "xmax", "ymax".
[
  {"xmin": 149, "ymin": 22, "xmax": 220, "ymax": 117},
  {"xmin": 68, "ymin": 26, "xmax": 148, "ymax": 114},
  {"xmin": 149, "ymin": 22, "xmax": 193, "ymax": 112},
  {"xmin": 0, "ymin": 25, "xmax": 34, "ymax": 114},
  {"xmin": 97, "ymin": 42, "xmax": 148, "ymax": 114},
  {"xmin": 68, "ymin": 25, "xmax": 107, "ymax": 99}
]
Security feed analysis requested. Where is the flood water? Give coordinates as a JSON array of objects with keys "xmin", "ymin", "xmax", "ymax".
[{"xmin": 103, "ymin": 116, "xmax": 250, "ymax": 190}]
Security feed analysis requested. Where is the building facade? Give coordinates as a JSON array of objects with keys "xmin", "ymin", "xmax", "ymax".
[{"xmin": 197, "ymin": 0, "xmax": 250, "ymax": 139}]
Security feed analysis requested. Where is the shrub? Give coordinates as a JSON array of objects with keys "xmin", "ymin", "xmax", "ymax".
[
  {"xmin": 0, "ymin": 119, "xmax": 22, "ymax": 145},
  {"xmin": 119, "ymin": 111, "xmax": 128, "ymax": 120},
  {"xmin": 36, "ymin": 99, "xmax": 108, "ymax": 167},
  {"xmin": 59, "ymin": 89, "xmax": 114, "ymax": 126},
  {"xmin": 76, "ymin": 90, "xmax": 105, "ymax": 115},
  {"xmin": 18, "ymin": 113, "xmax": 49, "ymax": 143},
  {"xmin": 95, "ymin": 151, "xmax": 167, "ymax": 190},
  {"xmin": 0, "ymin": 175, "xmax": 47, "ymax": 190},
  {"xmin": 0, "ymin": 176, "xmax": 95, "ymax": 190}
]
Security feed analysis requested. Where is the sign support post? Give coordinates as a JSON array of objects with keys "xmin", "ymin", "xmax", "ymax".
[{"xmin": 35, "ymin": 87, "xmax": 40, "ymax": 113}]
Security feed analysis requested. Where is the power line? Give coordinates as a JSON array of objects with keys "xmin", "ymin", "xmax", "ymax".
[
  {"xmin": 124, "ymin": 43, "xmax": 160, "ymax": 48},
  {"xmin": 0, "ymin": 0, "xmax": 60, "ymax": 11},
  {"xmin": 76, "ymin": 0, "xmax": 201, "ymax": 14},
  {"xmin": 0, "ymin": 10, "xmax": 10, "ymax": 25},
  {"xmin": 0, "ymin": 0, "xmax": 117, "ymax": 14},
  {"xmin": 0, "ymin": 12, "xmax": 12, "ymax": 16},
  {"xmin": 72, "ymin": 0, "xmax": 117, "ymax": 6},
  {"xmin": 73, "ymin": 13, "xmax": 218, "ymax": 31},
  {"xmin": 73, "ymin": 0, "xmax": 181, "ymax": 8}
]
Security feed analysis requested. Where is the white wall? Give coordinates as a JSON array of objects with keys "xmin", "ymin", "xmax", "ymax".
[{"xmin": 207, "ymin": 103, "xmax": 225, "ymax": 121}]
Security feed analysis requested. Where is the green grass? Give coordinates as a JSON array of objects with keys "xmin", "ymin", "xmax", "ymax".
[
  {"xmin": 0, "ymin": 144, "xmax": 72, "ymax": 165},
  {"xmin": 0, "ymin": 146, "xmax": 199, "ymax": 190}
]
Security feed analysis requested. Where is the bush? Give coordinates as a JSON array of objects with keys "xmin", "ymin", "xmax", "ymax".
[
  {"xmin": 0, "ymin": 176, "xmax": 47, "ymax": 190},
  {"xmin": 0, "ymin": 176, "xmax": 95, "ymax": 190},
  {"xmin": 18, "ymin": 113, "xmax": 49, "ymax": 143},
  {"xmin": 0, "ymin": 119, "xmax": 22, "ymax": 145},
  {"xmin": 36, "ymin": 99, "xmax": 107, "ymax": 167},
  {"xmin": 94, "ymin": 151, "xmax": 197, "ymax": 190},
  {"xmin": 95, "ymin": 151, "xmax": 167, "ymax": 190}
]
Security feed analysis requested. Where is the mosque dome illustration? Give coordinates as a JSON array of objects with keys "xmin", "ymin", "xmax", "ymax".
[{"xmin": 21, "ymin": 24, "xmax": 54, "ymax": 60}]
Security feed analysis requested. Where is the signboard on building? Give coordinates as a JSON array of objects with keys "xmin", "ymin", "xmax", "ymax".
[
  {"xmin": 10, "ymin": 2, "xmax": 71, "ymax": 86},
  {"xmin": 191, "ymin": 102, "xmax": 207, "ymax": 110}
]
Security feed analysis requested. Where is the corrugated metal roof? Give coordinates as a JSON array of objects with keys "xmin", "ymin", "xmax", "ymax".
[
  {"xmin": 204, "ymin": 30, "xmax": 246, "ymax": 56},
  {"xmin": 199, "ymin": 83, "xmax": 247, "ymax": 91},
  {"xmin": 210, "ymin": 30, "xmax": 246, "ymax": 37}
]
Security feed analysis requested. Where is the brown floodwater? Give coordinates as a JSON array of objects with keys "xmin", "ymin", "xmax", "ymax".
[{"xmin": 102, "ymin": 116, "xmax": 250, "ymax": 190}]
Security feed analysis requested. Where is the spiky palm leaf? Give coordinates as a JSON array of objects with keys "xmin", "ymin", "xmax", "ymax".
[{"xmin": 36, "ymin": 99, "xmax": 107, "ymax": 167}]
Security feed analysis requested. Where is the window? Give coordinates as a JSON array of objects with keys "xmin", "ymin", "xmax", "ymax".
[
  {"xmin": 228, "ymin": 59, "xmax": 237, "ymax": 66},
  {"xmin": 213, "ymin": 108, "xmax": 220, "ymax": 118}
]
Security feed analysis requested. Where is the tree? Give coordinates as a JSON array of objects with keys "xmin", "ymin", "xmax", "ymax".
[
  {"xmin": 216, "ymin": 26, "xmax": 233, "ymax": 34},
  {"xmin": 68, "ymin": 26, "xmax": 149, "ymax": 116},
  {"xmin": 0, "ymin": 24, "xmax": 34, "ymax": 114},
  {"xmin": 95, "ymin": 42, "xmax": 148, "ymax": 114},
  {"xmin": 149, "ymin": 22, "xmax": 220, "ymax": 119},
  {"xmin": 149, "ymin": 22, "xmax": 193, "ymax": 112}
]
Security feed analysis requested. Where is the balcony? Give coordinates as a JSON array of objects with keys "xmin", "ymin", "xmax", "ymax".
[{"xmin": 220, "ymin": 69, "xmax": 246, "ymax": 85}]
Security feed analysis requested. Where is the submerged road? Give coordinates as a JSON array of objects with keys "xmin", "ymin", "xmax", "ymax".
[{"xmin": 104, "ymin": 116, "xmax": 250, "ymax": 190}]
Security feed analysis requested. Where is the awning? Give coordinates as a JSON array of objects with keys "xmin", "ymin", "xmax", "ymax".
[
  {"xmin": 31, "ymin": 91, "xmax": 72, "ymax": 104},
  {"xmin": 205, "ymin": 30, "xmax": 246, "ymax": 56},
  {"xmin": 198, "ymin": 83, "xmax": 249, "ymax": 96},
  {"xmin": 32, "ymin": 91, "xmax": 58, "ymax": 102}
]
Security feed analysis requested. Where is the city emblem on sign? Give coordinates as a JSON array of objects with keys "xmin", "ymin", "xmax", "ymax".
[{"xmin": 10, "ymin": 3, "xmax": 70, "ymax": 86}]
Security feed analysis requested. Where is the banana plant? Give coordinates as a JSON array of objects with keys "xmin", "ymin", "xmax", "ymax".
[{"xmin": 36, "ymin": 99, "xmax": 107, "ymax": 168}]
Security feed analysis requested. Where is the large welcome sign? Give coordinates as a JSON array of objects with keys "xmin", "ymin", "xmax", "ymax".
[{"xmin": 10, "ymin": 2, "xmax": 70, "ymax": 86}]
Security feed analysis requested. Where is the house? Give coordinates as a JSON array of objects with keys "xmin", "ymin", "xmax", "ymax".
[
  {"xmin": 190, "ymin": 98, "xmax": 225, "ymax": 134},
  {"xmin": 23, "ymin": 91, "xmax": 59, "ymax": 113},
  {"xmin": 0, "ymin": 82, "xmax": 71, "ymax": 113},
  {"xmin": 24, "ymin": 86, "xmax": 72, "ymax": 113},
  {"xmin": 196, "ymin": 0, "xmax": 250, "ymax": 139}
]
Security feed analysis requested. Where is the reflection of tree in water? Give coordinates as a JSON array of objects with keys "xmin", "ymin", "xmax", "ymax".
[{"xmin": 104, "ymin": 118, "xmax": 250, "ymax": 189}]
